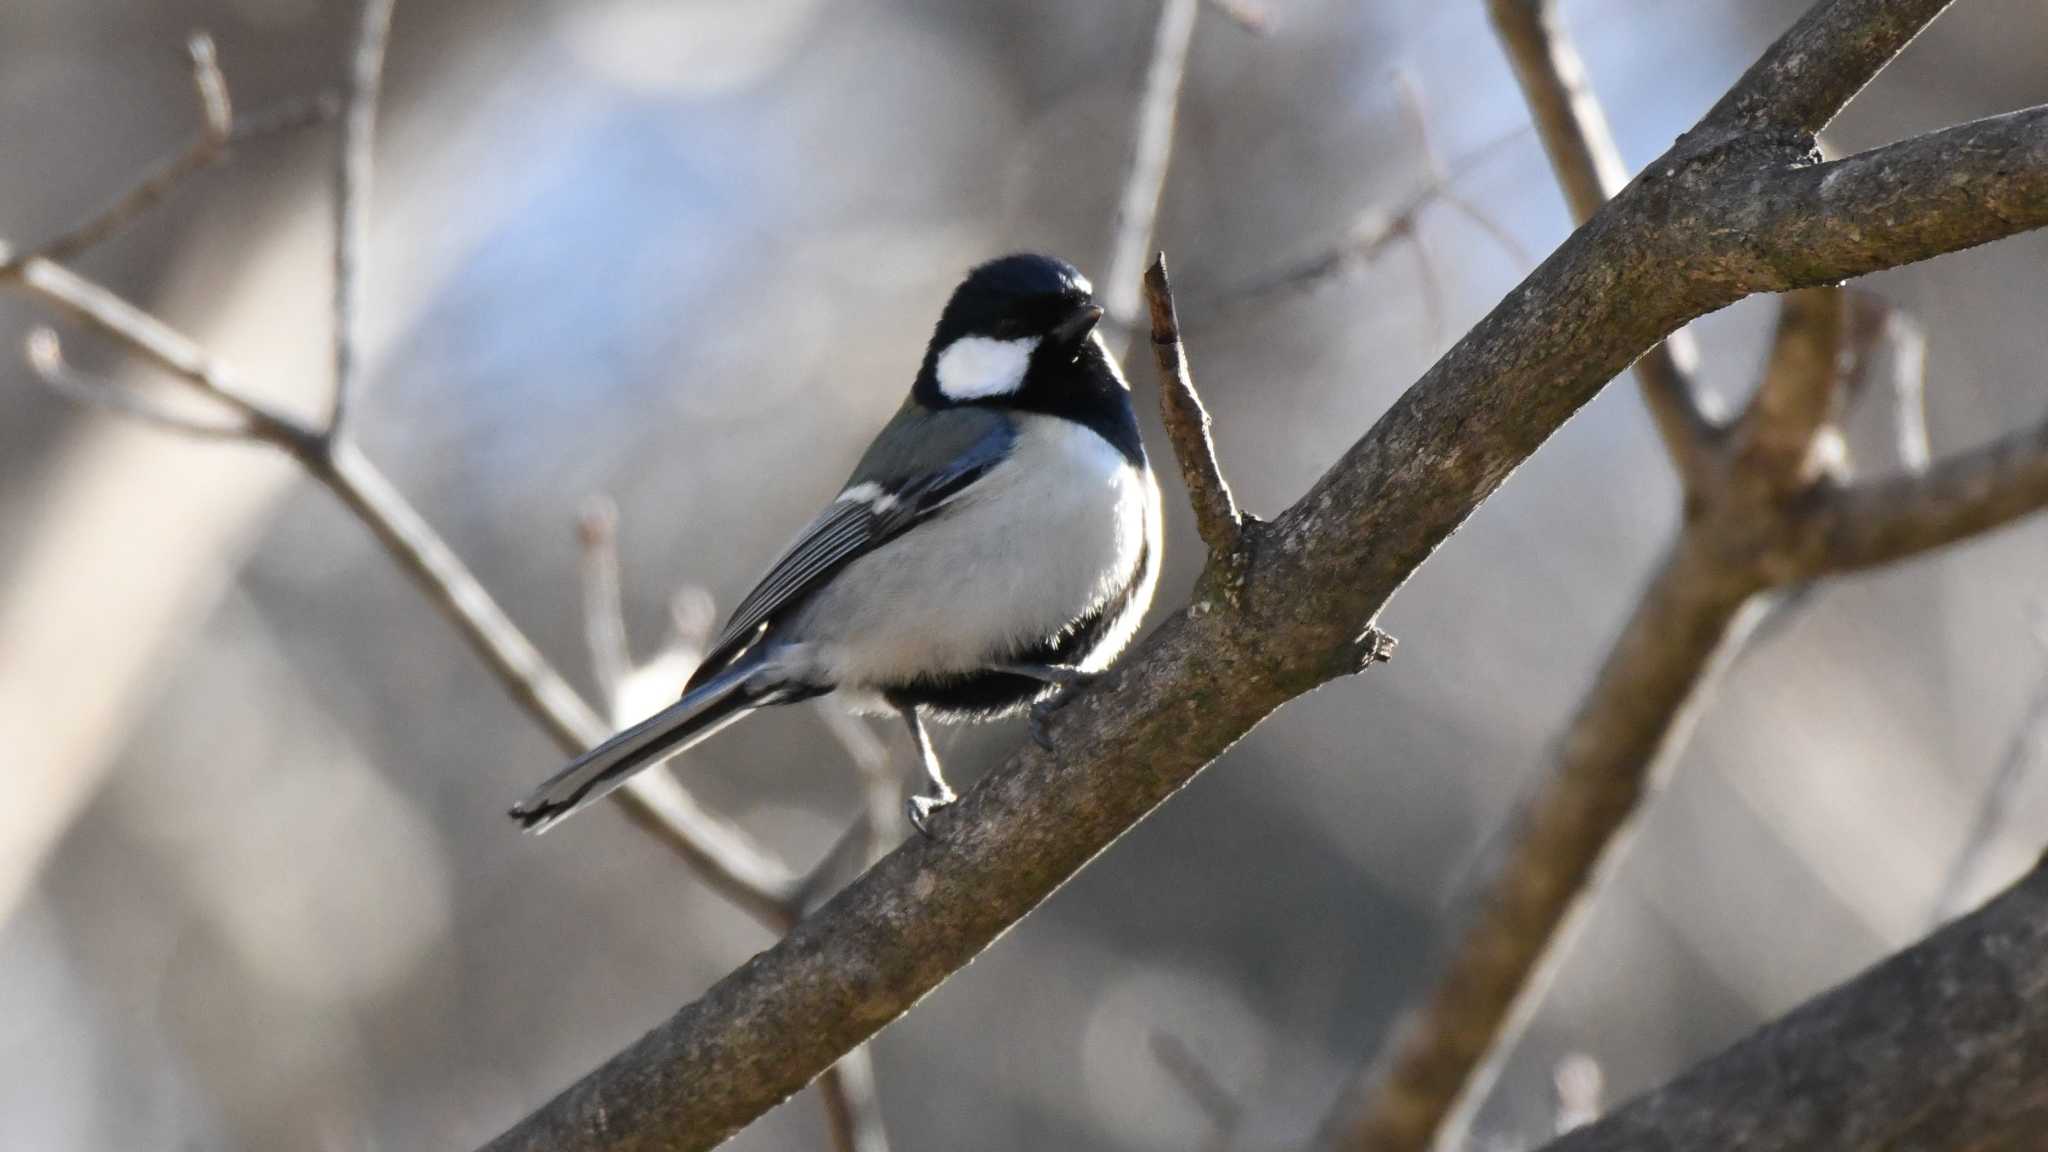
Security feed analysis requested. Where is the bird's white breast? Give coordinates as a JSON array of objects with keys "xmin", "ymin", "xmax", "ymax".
[{"xmin": 786, "ymin": 414, "xmax": 1159, "ymax": 690}]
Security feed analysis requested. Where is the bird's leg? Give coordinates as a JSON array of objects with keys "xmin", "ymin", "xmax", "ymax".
[
  {"xmin": 997, "ymin": 663, "xmax": 1099, "ymax": 750},
  {"xmin": 901, "ymin": 705, "xmax": 955, "ymax": 837}
]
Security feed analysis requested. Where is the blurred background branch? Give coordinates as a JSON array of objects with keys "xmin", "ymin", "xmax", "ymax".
[
  {"xmin": 1326, "ymin": 5, "xmax": 2048, "ymax": 1150},
  {"xmin": 2, "ymin": 16, "xmax": 900, "ymax": 1152}
]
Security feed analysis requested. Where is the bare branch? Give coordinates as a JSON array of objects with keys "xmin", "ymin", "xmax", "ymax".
[
  {"xmin": 1488, "ymin": 0, "xmax": 1718, "ymax": 483},
  {"xmin": 1532, "ymin": 856, "xmax": 2048, "ymax": 1152},
  {"xmin": 1150, "ymin": 1031, "xmax": 1245, "ymax": 1151},
  {"xmin": 815, "ymin": 1048, "xmax": 889, "ymax": 1152},
  {"xmin": 577, "ymin": 498, "xmax": 633, "ymax": 704},
  {"xmin": 476, "ymin": 5, "xmax": 2048, "ymax": 1146},
  {"xmin": 186, "ymin": 32, "xmax": 233, "ymax": 140},
  {"xmin": 1730, "ymin": 287, "xmax": 1848, "ymax": 488},
  {"xmin": 1801, "ymin": 413, "xmax": 2048, "ymax": 575},
  {"xmin": 1696, "ymin": 0, "xmax": 1955, "ymax": 143},
  {"xmin": 1930, "ymin": 605, "xmax": 2048, "ymax": 924},
  {"xmin": 1744, "ymin": 105, "xmax": 2048, "ymax": 291},
  {"xmin": 330, "ymin": 0, "xmax": 397, "ymax": 434},
  {"xmin": 10, "ymin": 44, "xmax": 332, "ymax": 272},
  {"xmin": 1325, "ymin": 539, "xmax": 1764, "ymax": 1152},
  {"xmin": 24, "ymin": 327, "xmax": 255, "ymax": 441},
  {"xmin": 1881, "ymin": 309, "xmax": 1931, "ymax": 472},
  {"xmin": 1102, "ymin": 0, "xmax": 1198, "ymax": 328},
  {"xmin": 5, "ymin": 240, "xmax": 810, "ymax": 925},
  {"xmin": 1393, "ymin": 71, "xmax": 1532, "ymax": 273},
  {"xmin": 1144, "ymin": 255, "xmax": 1241, "ymax": 555},
  {"xmin": 1224, "ymin": 94, "xmax": 1530, "ymax": 310},
  {"xmin": 1200, "ymin": 0, "xmax": 1266, "ymax": 34},
  {"xmin": 4, "ymin": 250, "xmax": 322, "ymax": 448},
  {"xmin": 309, "ymin": 441, "xmax": 805, "ymax": 920}
]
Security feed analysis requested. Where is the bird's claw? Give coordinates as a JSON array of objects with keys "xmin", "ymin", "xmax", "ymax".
[
  {"xmin": 907, "ymin": 788, "xmax": 956, "ymax": 839},
  {"xmin": 1028, "ymin": 674, "xmax": 1098, "ymax": 750},
  {"xmin": 1029, "ymin": 699, "xmax": 1059, "ymax": 750}
]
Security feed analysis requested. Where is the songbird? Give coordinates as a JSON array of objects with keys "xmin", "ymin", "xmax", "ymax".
[{"xmin": 511, "ymin": 253, "xmax": 1162, "ymax": 835}]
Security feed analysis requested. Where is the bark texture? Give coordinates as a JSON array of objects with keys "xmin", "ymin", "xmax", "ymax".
[{"xmin": 1536, "ymin": 857, "xmax": 2048, "ymax": 1152}]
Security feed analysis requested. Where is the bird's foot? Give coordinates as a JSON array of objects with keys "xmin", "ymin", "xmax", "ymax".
[
  {"xmin": 1027, "ymin": 673, "xmax": 1099, "ymax": 750},
  {"xmin": 907, "ymin": 786, "xmax": 957, "ymax": 839}
]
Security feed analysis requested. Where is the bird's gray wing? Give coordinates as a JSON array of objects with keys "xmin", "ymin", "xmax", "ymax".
[{"xmin": 688, "ymin": 404, "xmax": 1015, "ymax": 684}]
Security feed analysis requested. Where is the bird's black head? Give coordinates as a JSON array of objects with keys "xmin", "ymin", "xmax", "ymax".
[{"xmin": 913, "ymin": 253, "xmax": 1143, "ymax": 464}]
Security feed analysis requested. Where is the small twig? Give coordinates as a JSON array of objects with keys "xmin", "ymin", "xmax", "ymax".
[
  {"xmin": 1102, "ymin": 0, "xmax": 1199, "ymax": 327},
  {"xmin": 1144, "ymin": 255, "xmax": 1241, "ymax": 555},
  {"xmin": 1394, "ymin": 71, "xmax": 1532, "ymax": 271},
  {"xmin": 24, "ymin": 327, "xmax": 254, "ymax": 441},
  {"xmin": 1405, "ymin": 221, "xmax": 1447, "ymax": 354},
  {"xmin": 7, "ymin": 250, "xmax": 322, "ymax": 449},
  {"xmin": 1150, "ymin": 1031, "xmax": 1245, "ymax": 1152},
  {"xmin": 1211, "ymin": 107, "xmax": 1530, "ymax": 309},
  {"xmin": 330, "ymin": 0, "xmax": 397, "ymax": 436},
  {"xmin": 13, "ymin": 44, "xmax": 331, "ymax": 273},
  {"xmin": 1201, "ymin": 0, "xmax": 1267, "ymax": 34},
  {"xmin": 1930, "ymin": 603, "xmax": 2048, "ymax": 923},
  {"xmin": 1883, "ymin": 309, "xmax": 1932, "ymax": 473},
  {"xmin": 816, "ymin": 1047, "xmax": 890, "ymax": 1152},
  {"xmin": 577, "ymin": 498, "xmax": 634, "ymax": 704}
]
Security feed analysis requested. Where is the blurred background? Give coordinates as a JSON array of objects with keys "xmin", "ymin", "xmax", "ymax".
[{"xmin": 4, "ymin": 1, "xmax": 2047, "ymax": 1149}]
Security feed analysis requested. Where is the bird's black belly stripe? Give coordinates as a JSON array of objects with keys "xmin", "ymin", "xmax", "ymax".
[{"xmin": 883, "ymin": 535, "xmax": 1152, "ymax": 721}]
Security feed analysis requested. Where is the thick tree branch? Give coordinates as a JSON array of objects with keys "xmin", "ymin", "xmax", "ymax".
[
  {"xmin": 1742, "ymin": 105, "xmax": 2048, "ymax": 289},
  {"xmin": 475, "ymin": 2, "xmax": 2048, "ymax": 1145},
  {"xmin": 1531, "ymin": 854, "xmax": 2048, "ymax": 1152},
  {"xmin": 1487, "ymin": 0, "xmax": 1719, "ymax": 485},
  {"xmin": 330, "ymin": 0, "xmax": 396, "ymax": 434},
  {"xmin": 1695, "ymin": 0, "xmax": 1953, "ymax": 142},
  {"xmin": 1144, "ymin": 255, "xmax": 1241, "ymax": 555}
]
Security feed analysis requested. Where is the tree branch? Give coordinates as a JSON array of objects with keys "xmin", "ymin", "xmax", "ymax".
[
  {"xmin": 1531, "ymin": 854, "xmax": 2048, "ymax": 1152},
  {"xmin": 330, "ymin": 0, "xmax": 397, "ymax": 435},
  {"xmin": 24, "ymin": 327, "xmax": 254, "ymax": 441},
  {"xmin": 1743, "ymin": 105, "xmax": 2048, "ymax": 290},
  {"xmin": 4, "ymin": 25, "xmax": 909, "ymax": 1152},
  {"xmin": 1695, "ymin": 0, "xmax": 1954, "ymax": 143},
  {"xmin": 2, "ymin": 38, "xmax": 333, "ymax": 274},
  {"xmin": 1730, "ymin": 286, "xmax": 1848, "ymax": 488},
  {"xmin": 1487, "ymin": 0, "xmax": 1719, "ymax": 484},
  {"xmin": 474, "ymin": 1, "xmax": 2048, "ymax": 1145},
  {"xmin": 578, "ymin": 498, "xmax": 634, "ymax": 705},
  {"xmin": 1930, "ymin": 606, "xmax": 2048, "ymax": 924},
  {"xmin": 1143, "ymin": 255, "xmax": 1241, "ymax": 555},
  {"xmin": 1800, "ymin": 413, "xmax": 2048, "ymax": 574},
  {"xmin": 1323, "ymin": 538, "xmax": 1765, "ymax": 1152},
  {"xmin": 1101, "ymin": 0, "xmax": 1198, "ymax": 328}
]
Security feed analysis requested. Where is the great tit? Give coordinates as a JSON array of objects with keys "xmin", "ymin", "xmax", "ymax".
[{"xmin": 511, "ymin": 253, "xmax": 1163, "ymax": 835}]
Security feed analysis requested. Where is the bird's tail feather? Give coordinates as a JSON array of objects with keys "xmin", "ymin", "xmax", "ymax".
[{"xmin": 510, "ymin": 658, "xmax": 763, "ymax": 833}]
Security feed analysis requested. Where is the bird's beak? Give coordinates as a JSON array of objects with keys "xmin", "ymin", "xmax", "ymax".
[{"xmin": 1051, "ymin": 303, "xmax": 1105, "ymax": 345}]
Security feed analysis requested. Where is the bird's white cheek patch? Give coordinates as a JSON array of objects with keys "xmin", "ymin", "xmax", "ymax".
[{"xmin": 935, "ymin": 335, "xmax": 1039, "ymax": 401}]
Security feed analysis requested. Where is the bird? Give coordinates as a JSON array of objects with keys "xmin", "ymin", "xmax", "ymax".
[{"xmin": 511, "ymin": 253, "xmax": 1163, "ymax": 836}]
